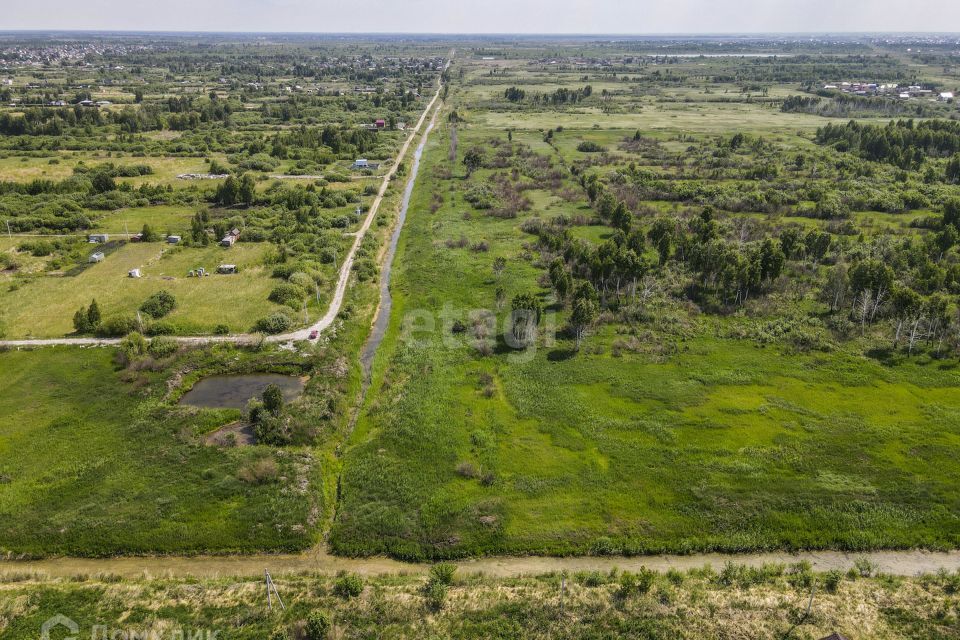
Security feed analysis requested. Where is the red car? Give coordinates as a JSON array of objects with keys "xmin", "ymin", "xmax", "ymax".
[{"xmin": 309, "ymin": 330, "xmax": 319, "ymax": 340}]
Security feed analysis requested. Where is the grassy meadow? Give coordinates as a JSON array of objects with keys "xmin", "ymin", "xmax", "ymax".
[
  {"xmin": 0, "ymin": 346, "xmax": 323, "ymax": 556},
  {"xmin": 332, "ymin": 54, "xmax": 960, "ymax": 560},
  {"xmin": 0, "ymin": 243, "xmax": 287, "ymax": 337}
]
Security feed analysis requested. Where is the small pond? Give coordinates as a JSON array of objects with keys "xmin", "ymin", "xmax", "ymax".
[{"xmin": 179, "ymin": 374, "xmax": 305, "ymax": 409}]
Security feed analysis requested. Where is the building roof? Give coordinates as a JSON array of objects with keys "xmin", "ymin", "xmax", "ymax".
[{"xmin": 819, "ymin": 633, "xmax": 850, "ymax": 640}]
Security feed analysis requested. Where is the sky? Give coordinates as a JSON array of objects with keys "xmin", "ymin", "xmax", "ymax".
[{"xmin": 5, "ymin": 0, "xmax": 960, "ymax": 35}]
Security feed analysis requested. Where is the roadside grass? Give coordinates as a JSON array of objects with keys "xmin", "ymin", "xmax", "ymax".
[{"xmin": 2, "ymin": 568, "xmax": 959, "ymax": 640}]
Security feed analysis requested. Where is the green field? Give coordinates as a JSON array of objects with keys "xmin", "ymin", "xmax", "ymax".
[
  {"xmin": 331, "ymin": 52, "xmax": 960, "ymax": 559},
  {"xmin": 0, "ymin": 242, "xmax": 290, "ymax": 337},
  {"xmin": 0, "ymin": 347, "xmax": 322, "ymax": 556}
]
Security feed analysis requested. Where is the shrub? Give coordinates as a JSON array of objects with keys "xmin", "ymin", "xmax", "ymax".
[
  {"xmin": 617, "ymin": 568, "xmax": 655, "ymax": 599},
  {"xmin": 422, "ymin": 579, "xmax": 448, "ymax": 612},
  {"xmin": 577, "ymin": 141, "xmax": 606, "ymax": 152},
  {"xmin": 213, "ymin": 324, "xmax": 230, "ymax": 335},
  {"xmin": 254, "ymin": 311, "xmax": 294, "ymax": 334},
  {"xmin": 824, "ymin": 569, "xmax": 843, "ymax": 593},
  {"xmin": 333, "ymin": 572, "xmax": 364, "ymax": 598},
  {"xmin": 139, "ymin": 290, "xmax": 176, "ymax": 318},
  {"xmin": 429, "ymin": 563, "xmax": 457, "ymax": 586},
  {"xmin": 303, "ymin": 611, "xmax": 331, "ymax": 640},
  {"xmin": 237, "ymin": 457, "xmax": 278, "ymax": 484},
  {"xmin": 148, "ymin": 336, "xmax": 178, "ymax": 358},
  {"xmin": 96, "ymin": 316, "xmax": 138, "ymax": 337},
  {"xmin": 146, "ymin": 321, "xmax": 175, "ymax": 336},
  {"xmin": 268, "ymin": 283, "xmax": 306, "ymax": 308},
  {"xmin": 854, "ymin": 557, "xmax": 875, "ymax": 578}
]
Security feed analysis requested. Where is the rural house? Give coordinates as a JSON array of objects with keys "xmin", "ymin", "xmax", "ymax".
[
  {"xmin": 220, "ymin": 228, "xmax": 240, "ymax": 247},
  {"xmin": 89, "ymin": 251, "xmax": 105, "ymax": 263},
  {"xmin": 88, "ymin": 233, "xmax": 109, "ymax": 243}
]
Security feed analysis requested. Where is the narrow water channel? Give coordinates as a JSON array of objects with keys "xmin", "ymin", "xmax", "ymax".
[{"xmin": 359, "ymin": 107, "xmax": 440, "ymax": 379}]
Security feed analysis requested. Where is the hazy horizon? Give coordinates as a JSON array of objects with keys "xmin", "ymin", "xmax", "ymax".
[{"xmin": 6, "ymin": 0, "xmax": 960, "ymax": 37}]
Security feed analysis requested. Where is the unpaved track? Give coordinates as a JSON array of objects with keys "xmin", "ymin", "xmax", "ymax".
[
  {"xmin": 0, "ymin": 59, "xmax": 449, "ymax": 349},
  {"xmin": 4, "ymin": 548, "xmax": 960, "ymax": 579}
]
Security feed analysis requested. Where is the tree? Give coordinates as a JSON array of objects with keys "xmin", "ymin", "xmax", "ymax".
[
  {"xmin": 891, "ymin": 285, "xmax": 923, "ymax": 349},
  {"xmin": 944, "ymin": 197, "xmax": 960, "ymax": 229},
  {"xmin": 510, "ymin": 293, "xmax": 543, "ymax": 347},
  {"xmin": 648, "ymin": 218, "xmax": 674, "ymax": 265},
  {"xmin": 86, "ymin": 299, "xmax": 101, "ymax": 328},
  {"xmin": 262, "ymin": 383, "xmax": 285, "ymax": 416},
  {"xmin": 463, "ymin": 148, "xmax": 483, "ymax": 178},
  {"xmin": 73, "ymin": 306, "xmax": 90, "ymax": 334},
  {"xmin": 779, "ymin": 227, "xmax": 801, "ymax": 260},
  {"xmin": 548, "ymin": 258, "xmax": 571, "ymax": 304},
  {"xmin": 238, "ymin": 174, "xmax": 256, "ymax": 205},
  {"xmin": 611, "ymin": 202, "xmax": 632, "ymax": 231},
  {"xmin": 569, "ymin": 297, "xmax": 598, "ymax": 350},
  {"xmin": 140, "ymin": 223, "xmax": 159, "ymax": 242},
  {"xmin": 803, "ymin": 229, "xmax": 832, "ymax": 264},
  {"xmin": 821, "ymin": 262, "xmax": 849, "ymax": 312},
  {"xmin": 215, "ymin": 175, "xmax": 239, "ymax": 206},
  {"xmin": 759, "ymin": 238, "xmax": 785, "ymax": 282},
  {"xmin": 90, "ymin": 172, "xmax": 116, "ymax": 194},
  {"xmin": 946, "ymin": 155, "xmax": 960, "ymax": 185}
]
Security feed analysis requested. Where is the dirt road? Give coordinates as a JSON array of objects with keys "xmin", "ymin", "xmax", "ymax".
[{"xmin": 4, "ymin": 547, "xmax": 959, "ymax": 579}]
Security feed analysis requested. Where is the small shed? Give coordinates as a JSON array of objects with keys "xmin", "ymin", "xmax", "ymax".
[
  {"xmin": 217, "ymin": 264, "xmax": 237, "ymax": 274},
  {"xmin": 128, "ymin": 268, "xmax": 142, "ymax": 278},
  {"xmin": 166, "ymin": 235, "xmax": 181, "ymax": 244},
  {"xmin": 374, "ymin": 119, "xmax": 386, "ymax": 128},
  {"xmin": 88, "ymin": 234, "xmax": 109, "ymax": 244},
  {"xmin": 940, "ymin": 92, "xmax": 955, "ymax": 102},
  {"xmin": 353, "ymin": 158, "xmax": 369, "ymax": 169},
  {"xmin": 89, "ymin": 252, "xmax": 105, "ymax": 263}
]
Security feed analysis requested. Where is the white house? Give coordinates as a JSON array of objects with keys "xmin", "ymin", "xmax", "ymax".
[
  {"xmin": 940, "ymin": 92, "xmax": 955, "ymax": 102},
  {"xmin": 89, "ymin": 252, "xmax": 105, "ymax": 263}
]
